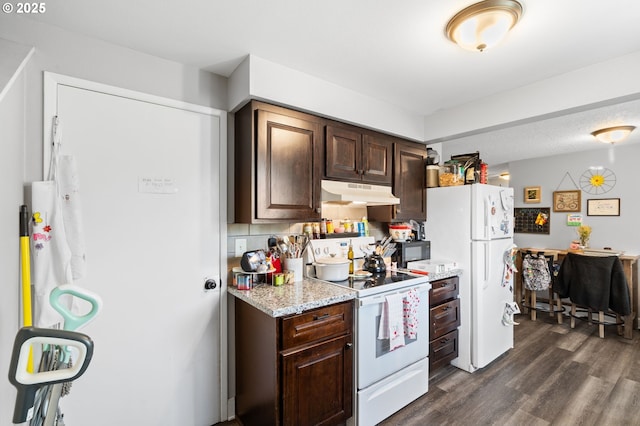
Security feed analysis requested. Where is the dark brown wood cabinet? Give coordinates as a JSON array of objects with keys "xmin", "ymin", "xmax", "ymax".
[
  {"xmin": 368, "ymin": 141, "xmax": 427, "ymax": 221},
  {"xmin": 234, "ymin": 101, "xmax": 323, "ymax": 223},
  {"xmin": 429, "ymin": 276, "xmax": 460, "ymax": 371},
  {"xmin": 325, "ymin": 122, "xmax": 392, "ymax": 185},
  {"xmin": 235, "ymin": 299, "xmax": 354, "ymax": 426}
]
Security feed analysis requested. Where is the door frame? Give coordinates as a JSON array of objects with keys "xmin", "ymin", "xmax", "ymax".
[{"xmin": 43, "ymin": 71, "xmax": 229, "ymax": 421}]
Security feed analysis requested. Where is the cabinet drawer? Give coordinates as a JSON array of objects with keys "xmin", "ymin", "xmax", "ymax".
[
  {"xmin": 281, "ymin": 301, "xmax": 353, "ymax": 350},
  {"xmin": 429, "ymin": 329, "xmax": 458, "ymax": 370},
  {"xmin": 429, "ymin": 298, "xmax": 461, "ymax": 339},
  {"xmin": 429, "ymin": 276, "xmax": 459, "ymax": 306}
]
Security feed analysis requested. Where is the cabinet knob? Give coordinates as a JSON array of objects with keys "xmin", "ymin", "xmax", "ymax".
[{"xmin": 345, "ymin": 342, "xmax": 353, "ymax": 350}]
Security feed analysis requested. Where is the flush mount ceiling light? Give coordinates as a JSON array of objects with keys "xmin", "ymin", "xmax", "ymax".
[
  {"xmin": 590, "ymin": 126, "xmax": 636, "ymax": 144},
  {"xmin": 446, "ymin": 0, "xmax": 523, "ymax": 52}
]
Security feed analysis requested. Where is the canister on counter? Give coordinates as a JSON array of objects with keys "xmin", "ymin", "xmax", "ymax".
[
  {"xmin": 273, "ymin": 273, "xmax": 284, "ymax": 286},
  {"xmin": 326, "ymin": 219, "xmax": 334, "ymax": 234},
  {"xmin": 237, "ymin": 273, "xmax": 252, "ymax": 290}
]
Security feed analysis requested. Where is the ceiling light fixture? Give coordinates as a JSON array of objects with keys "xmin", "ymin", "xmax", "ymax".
[
  {"xmin": 446, "ymin": 0, "xmax": 523, "ymax": 52},
  {"xmin": 590, "ymin": 126, "xmax": 636, "ymax": 144}
]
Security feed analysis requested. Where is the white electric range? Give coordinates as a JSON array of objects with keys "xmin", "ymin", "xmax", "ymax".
[{"xmin": 307, "ymin": 236, "xmax": 431, "ymax": 425}]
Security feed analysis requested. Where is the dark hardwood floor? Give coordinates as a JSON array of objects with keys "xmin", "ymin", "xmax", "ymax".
[
  {"xmin": 380, "ymin": 312, "xmax": 640, "ymax": 425},
  {"xmin": 218, "ymin": 312, "xmax": 640, "ymax": 426}
]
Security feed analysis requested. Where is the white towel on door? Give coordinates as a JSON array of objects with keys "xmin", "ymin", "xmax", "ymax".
[{"xmin": 378, "ymin": 292, "xmax": 405, "ymax": 350}]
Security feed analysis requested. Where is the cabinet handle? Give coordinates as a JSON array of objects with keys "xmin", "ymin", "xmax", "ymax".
[
  {"xmin": 313, "ymin": 313, "xmax": 330, "ymax": 321},
  {"xmin": 439, "ymin": 338, "xmax": 451, "ymax": 344},
  {"xmin": 442, "ymin": 306, "xmax": 450, "ymax": 311},
  {"xmin": 345, "ymin": 342, "xmax": 353, "ymax": 350}
]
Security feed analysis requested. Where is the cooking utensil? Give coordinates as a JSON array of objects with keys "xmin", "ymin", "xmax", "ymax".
[
  {"xmin": 314, "ymin": 257, "xmax": 350, "ymax": 281},
  {"xmin": 363, "ymin": 254, "xmax": 386, "ymax": 274}
]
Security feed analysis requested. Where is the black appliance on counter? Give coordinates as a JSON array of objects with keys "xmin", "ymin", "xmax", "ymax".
[{"xmin": 392, "ymin": 240, "xmax": 431, "ymax": 268}]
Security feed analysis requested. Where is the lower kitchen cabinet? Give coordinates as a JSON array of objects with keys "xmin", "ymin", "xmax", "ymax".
[
  {"xmin": 235, "ymin": 299, "xmax": 354, "ymax": 426},
  {"xmin": 429, "ymin": 276, "xmax": 460, "ymax": 371}
]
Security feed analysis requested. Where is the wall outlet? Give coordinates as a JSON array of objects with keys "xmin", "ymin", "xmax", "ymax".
[{"xmin": 235, "ymin": 238, "xmax": 247, "ymax": 257}]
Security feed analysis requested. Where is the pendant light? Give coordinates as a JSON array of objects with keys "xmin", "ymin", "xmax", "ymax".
[
  {"xmin": 591, "ymin": 126, "xmax": 636, "ymax": 144},
  {"xmin": 446, "ymin": 0, "xmax": 523, "ymax": 52}
]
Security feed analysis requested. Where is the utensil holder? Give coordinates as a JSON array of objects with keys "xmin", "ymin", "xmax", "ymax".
[{"xmin": 284, "ymin": 257, "xmax": 303, "ymax": 282}]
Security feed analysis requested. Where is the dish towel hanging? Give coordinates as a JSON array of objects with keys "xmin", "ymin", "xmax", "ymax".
[
  {"xmin": 378, "ymin": 292, "xmax": 405, "ymax": 350},
  {"xmin": 403, "ymin": 289, "xmax": 420, "ymax": 340}
]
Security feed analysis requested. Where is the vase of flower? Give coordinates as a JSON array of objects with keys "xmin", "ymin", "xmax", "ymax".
[{"xmin": 577, "ymin": 225, "xmax": 592, "ymax": 249}]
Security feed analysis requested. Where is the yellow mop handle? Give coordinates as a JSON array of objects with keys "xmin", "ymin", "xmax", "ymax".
[{"xmin": 20, "ymin": 205, "xmax": 34, "ymax": 373}]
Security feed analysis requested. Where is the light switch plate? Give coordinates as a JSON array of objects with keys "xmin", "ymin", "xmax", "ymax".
[{"xmin": 235, "ymin": 239, "xmax": 247, "ymax": 257}]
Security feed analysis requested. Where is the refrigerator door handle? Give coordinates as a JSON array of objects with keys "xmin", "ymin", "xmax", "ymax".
[
  {"xmin": 484, "ymin": 243, "xmax": 490, "ymax": 287},
  {"xmin": 484, "ymin": 197, "xmax": 490, "ymax": 240}
]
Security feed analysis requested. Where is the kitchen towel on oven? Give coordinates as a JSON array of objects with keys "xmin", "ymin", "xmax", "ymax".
[
  {"xmin": 378, "ymin": 292, "xmax": 405, "ymax": 350},
  {"xmin": 403, "ymin": 289, "xmax": 420, "ymax": 339}
]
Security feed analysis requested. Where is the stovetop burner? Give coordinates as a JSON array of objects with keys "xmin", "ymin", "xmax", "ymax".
[{"xmin": 327, "ymin": 269, "xmax": 428, "ymax": 297}]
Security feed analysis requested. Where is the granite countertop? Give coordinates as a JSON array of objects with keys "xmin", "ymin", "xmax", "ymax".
[
  {"xmin": 228, "ymin": 278, "xmax": 357, "ymax": 317},
  {"xmin": 228, "ymin": 269, "xmax": 463, "ymax": 318}
]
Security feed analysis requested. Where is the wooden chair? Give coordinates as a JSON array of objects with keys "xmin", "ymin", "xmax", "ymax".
[{"xmin": 558, "ymin": 253, "xmax": 631, "ymax": 338}]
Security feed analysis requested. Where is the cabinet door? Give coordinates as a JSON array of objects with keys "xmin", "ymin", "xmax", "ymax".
[
  {"xmin": 325, "ymin": 125, "xmax": 362, "ymax": 182},
  {"xmin": 394, "ymin": 142, "xmax": 427, "ymax": 220},
  {"xmin": 362, "ymin": 134, "xmax": 392, "ymax": 185},
  {"xmin": 256, "ymin": 109, "xmax": 322, "ymax": 220},
  {"xmin": 282, "ymin": 335, "xmax": 353, "ymax": 426}
]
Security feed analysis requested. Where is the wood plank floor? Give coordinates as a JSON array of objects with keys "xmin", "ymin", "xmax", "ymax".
[{"xmin": 379, "ymin": 312, "xmax": 640, "ymax": 426}]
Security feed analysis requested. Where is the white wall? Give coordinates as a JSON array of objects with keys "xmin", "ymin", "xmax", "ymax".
[
  {"xmin": 228, "ymin": 55, "xmax": 425, "ymax": 141},
  {"xmin": 0, "ymin": 15, "xmax": 228, "ymax": 423},
  {"xmin": 423, "ymin": 51, "xmax": 640, "ymax": 142},
  {"xmin": 510, "ymin": 142, "xmax": 639, "ymax": 255},
  {"xmin": 0, "ymin": 67, "xmax": 26, "ymax": 423}
]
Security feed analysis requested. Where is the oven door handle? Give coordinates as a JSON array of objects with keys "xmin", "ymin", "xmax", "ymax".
[{"xmin": 358, "ymin": 284, "xmax": 430, "ymax": 306}]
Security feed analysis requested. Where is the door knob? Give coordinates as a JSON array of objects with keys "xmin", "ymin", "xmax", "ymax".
[{"xmin": 204, "ymin": 279, "xmax": 217, "ymax": 290}]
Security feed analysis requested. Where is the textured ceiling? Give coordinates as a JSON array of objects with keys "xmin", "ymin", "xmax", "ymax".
[{"xmin": 18, "ymin": 0, "xmax": 640, "ymax": 169}]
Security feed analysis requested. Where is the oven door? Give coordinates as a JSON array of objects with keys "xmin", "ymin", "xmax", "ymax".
[{"xmin": 356, "ymin": 283, "xmax": 430, "ymax": 389}]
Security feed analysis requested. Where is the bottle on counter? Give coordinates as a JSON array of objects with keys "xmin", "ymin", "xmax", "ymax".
[
  {"xmin": 320, "ymin": 218, "xmax": 327, "ymax": 234},
  {"xmin": 312, "ymin": 222, "xmax": 321, "ymax": 239},
  {"xmin": 361, "ymin": 217, "xmax": 369, "ymax": 236},
  {"xmin": 348, "ymin": 239, "xmax": 354, "ymax": 275}
]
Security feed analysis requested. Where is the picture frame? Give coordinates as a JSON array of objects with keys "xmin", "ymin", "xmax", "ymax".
[
  {"xmin": 552, "ymin": 190, "xmax": 581, "ymax": 212},
  {"xmin": 587, "ymin": 198, "xmax": 620, "ymax": 216},
  {"xmin": 524, "ymin": 186, "xmax": 541, "ymax": 203}
]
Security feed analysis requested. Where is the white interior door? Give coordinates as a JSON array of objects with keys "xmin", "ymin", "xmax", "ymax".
[{"xmin": 43, "ymin": 73, "xmax": 226, "ymax": 425}]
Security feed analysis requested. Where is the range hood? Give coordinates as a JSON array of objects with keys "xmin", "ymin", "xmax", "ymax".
[{"xmin": 321, "ymin": 180, "xmax": 400, "ymax": 206}]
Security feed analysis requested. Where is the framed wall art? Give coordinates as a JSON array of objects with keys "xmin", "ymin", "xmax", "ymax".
[
  {"xmin": 553, "ymin": 190, "xmax": 581, "ymax": 212},
  {"xmin": 524, "ymin": 186, "xmax": 541, "ymax": 204},
  {"xmin": 587, "ymin": 198, "xmax": 620, "ymax": 216}
]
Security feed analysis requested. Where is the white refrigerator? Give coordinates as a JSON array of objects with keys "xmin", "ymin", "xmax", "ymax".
[{"xmin": 426, "ymin": 184, "xmax": 515, "ymax": 373}]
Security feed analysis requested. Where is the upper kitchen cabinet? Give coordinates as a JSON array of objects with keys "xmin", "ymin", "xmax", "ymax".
[
  {"xmin": 234, "ymin": 101, "xmax": 323, "ymax": 223},
  {"xmin": 368, "ymin": 141, "xmax": 427, "ymax": 221},
  {"xmin": 325, "ymin": 122, "xmax": 393, "ymax": 185}
]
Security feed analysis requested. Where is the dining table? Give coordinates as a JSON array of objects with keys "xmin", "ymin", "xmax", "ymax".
[{"xmin": 515, "ymin": 247, "xmax": 639, "ymax": 339}]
